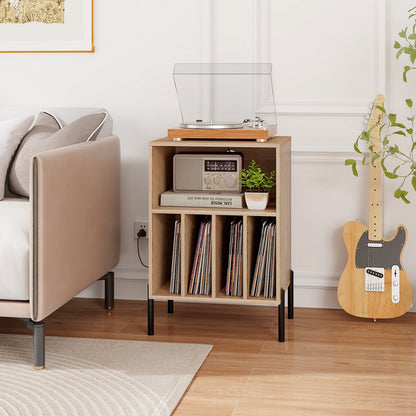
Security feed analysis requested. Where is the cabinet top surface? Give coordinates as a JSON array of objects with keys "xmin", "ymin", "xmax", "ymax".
[{"xmin": 150, "ymin": 136, "xmax": 291, "ymax": 148}]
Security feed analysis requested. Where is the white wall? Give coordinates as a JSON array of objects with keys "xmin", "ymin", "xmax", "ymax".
[{"xmin": 2, "ymin": 0, "xmax": 415, "ymax": 310}]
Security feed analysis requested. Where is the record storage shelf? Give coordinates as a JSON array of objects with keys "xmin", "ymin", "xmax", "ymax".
[{"xmin": 148, "ymin": 137, "xmax": 292, "ymax": 337}]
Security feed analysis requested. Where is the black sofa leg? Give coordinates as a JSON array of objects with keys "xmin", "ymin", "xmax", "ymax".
[
  {"xmin": 100, "ymin": 272, "xmax": 114, "ymax": 310},
  {"xmin": 24, "ymin": 320, "xmax": 45, "ymax": 369}
]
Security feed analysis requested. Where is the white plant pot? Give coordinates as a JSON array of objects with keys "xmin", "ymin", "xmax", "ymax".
[{"xmin": 244, "ymin": 192, "xmax": 269, "ymax": 210}]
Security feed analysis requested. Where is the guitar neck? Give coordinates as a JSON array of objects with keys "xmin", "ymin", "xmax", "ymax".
[
  {"xmin": 368, "ymin": 152, "xmax": 382, "ymax": 241},
  {"xmin": 367, "ymin": 95, "xmax": 384, "ymax": 241}
]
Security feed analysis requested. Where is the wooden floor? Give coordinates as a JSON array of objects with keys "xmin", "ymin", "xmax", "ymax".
[{"xmin": 1, "ymin": 299, "xmax": 416, "ymax": 415}]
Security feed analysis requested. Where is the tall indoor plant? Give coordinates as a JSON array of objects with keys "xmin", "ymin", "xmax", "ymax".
[{"xmin": 346, "ymin": 6, "xmax": 416, "ymax": 203}]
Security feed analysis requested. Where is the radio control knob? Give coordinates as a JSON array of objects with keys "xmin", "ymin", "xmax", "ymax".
[
  {"xmin": 214, "ymin": 176, "xmax": 220, "ymax": 184},
  {"xmin": 225, "ymin": 174, "xmax": 236, "ymax": 188},
  {"xmin": 204, "ymin": 176, "xmax": 211, "ymax": 184}
]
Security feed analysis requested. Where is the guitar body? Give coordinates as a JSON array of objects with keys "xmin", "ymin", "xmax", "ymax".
[{"xmin": 337, "ymin": 221, "xmax": 413, "ymax": 319}]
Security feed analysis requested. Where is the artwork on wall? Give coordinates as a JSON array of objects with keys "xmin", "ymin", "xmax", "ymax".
[{"xmin": 0, "ymin": 0, "xmax": 93, "ymax": 52}]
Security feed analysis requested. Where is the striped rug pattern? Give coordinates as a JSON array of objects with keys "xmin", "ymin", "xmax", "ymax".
[{"xmin": 0, "ymin": 335, "xmax": 212, "ymax": 416}]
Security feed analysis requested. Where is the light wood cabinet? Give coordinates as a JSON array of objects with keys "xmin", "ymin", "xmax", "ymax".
[{"xmin": 147, "ymin": 137, "xmax": 293, "ymax": 341}]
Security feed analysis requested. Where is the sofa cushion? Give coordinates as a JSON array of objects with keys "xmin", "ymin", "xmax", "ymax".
[
  {"xmin": 0, "ymin": 115, "xmax": 34, "ymax": 200},
  {"xmin": 9, "ymin": 111, "xmax": 108, "ymax": 197},
  {"xmin": 0, "ymin": 197, "xmax": 30, "ymax": 301}
]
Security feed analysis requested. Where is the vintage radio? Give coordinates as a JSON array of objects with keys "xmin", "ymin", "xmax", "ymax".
[{"xmin": 173, "ymin": 153, "xmax": 242, "ymax": 193}]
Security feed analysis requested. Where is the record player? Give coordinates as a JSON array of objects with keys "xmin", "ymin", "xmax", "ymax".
[{"xmin": 168, "ymin": 63, "xmax": 277, "ymax": 142}]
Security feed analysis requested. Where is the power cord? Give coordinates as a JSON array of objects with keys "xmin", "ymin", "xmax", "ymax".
[{"xmin": 136, "ymin": 229, "xmax": 149, "ymax": 268}]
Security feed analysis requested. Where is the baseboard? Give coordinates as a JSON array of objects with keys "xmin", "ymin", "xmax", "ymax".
[
  {"xmin": 77, "ymin": 267, "xmax": 342, "ymax": 308},
  {"xmin": 292, "ymin": 271, "xmax": 341, "ymax": 310},
  {"xmin": 77, "ymin": 268, "xmax": 414, "ymax": 312}
]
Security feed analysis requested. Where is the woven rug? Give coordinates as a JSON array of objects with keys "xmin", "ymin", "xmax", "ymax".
[{"xmin": 0, "ymin": 335, "xmax": 212, "ymax": 416}]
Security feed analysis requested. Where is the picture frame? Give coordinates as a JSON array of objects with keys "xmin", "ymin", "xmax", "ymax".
[{"xmin": 0, "ymin": 0, "xmax": 94, "ymax": 53}]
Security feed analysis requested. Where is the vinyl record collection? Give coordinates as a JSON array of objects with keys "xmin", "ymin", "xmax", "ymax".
[
  {"xmin": 188, "ymin": 219, "xmax": 212, "ymax": 295},
  {"xmin": 169, "ymin": 219, "xmax": 181, "ymax": 294},
  {"xmin": 225, "ymin": 218, "xmax": 243, "ymax": 296},
  {"xmin": 169, "ymin": 217, "xmax": 276, "ymax": 298},
  {"xmin": 250, "ymin": 219, "xmax": 276, "ymax": 298}
]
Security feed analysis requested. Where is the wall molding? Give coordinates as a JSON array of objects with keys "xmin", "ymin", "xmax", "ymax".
[
  {"xmin": 113, "ymin": 264, "xmax": 148, "ymax": 280},
  {"xmin": 294, "ymin": 271, "xmax": 339, "ymax": 289},
  {"xmin": 254, "ymin": 0, "xmax": 386, "ymax": 116},
  {"xmin": 292, "ymin": 149, "xmax": 356, "ymax": 164},
  {"xmin": 112, "ymin": 265, "xmax": 340, "ymax": 290}
]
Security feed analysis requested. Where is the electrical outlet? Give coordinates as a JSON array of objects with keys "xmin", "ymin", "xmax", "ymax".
[{"xmin": 134, "ymin": 221, "xmax": 148, "ymax": 239}]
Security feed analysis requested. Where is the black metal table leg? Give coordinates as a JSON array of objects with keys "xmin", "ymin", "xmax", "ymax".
[
  {"xmin": 147, "ymin": 284, "xmax": 154, "ymax": 336},
  {"xmin": 168, "ymin": 300, "xmax": 174, "ymax": 314},
  {"xmin": 278, "ymin": 288, "xmax": 285, "ymax": 342},
  {"xmin": 288, "ymin": 269, "xmax": 294, "ymax": 319}
]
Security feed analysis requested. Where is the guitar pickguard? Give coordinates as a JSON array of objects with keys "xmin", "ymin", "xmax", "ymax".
[{"xmin": 355, "ymin": 226, "xmax": 406, "ymax": 270}]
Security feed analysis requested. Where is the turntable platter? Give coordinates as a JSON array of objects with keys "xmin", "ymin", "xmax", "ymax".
[{"xmin": 180, "ymin": 121, "xmax": 243, "ymax": 129}]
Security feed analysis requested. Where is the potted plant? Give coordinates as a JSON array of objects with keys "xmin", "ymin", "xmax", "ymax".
[{"xmin": 238, "ymin": 160, "xmax": 276, "ymax": 209}]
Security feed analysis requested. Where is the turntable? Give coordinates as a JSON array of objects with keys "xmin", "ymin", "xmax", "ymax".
[{"xmin": 168, "ymin": 63, "xmax": 277, "ymax": 142}]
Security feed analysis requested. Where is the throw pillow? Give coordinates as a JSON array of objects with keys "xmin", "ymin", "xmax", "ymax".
[
  {"xmin": 0, "ymin": 115, "xmax": 35, "ymax": 200},
  {"xmin": 8, "ymin": 111, "xmax": 108, "ymax": 197}
]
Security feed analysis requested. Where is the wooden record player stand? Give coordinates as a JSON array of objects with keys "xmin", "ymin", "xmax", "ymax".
[{"xmin": 147, "ymin": 136, "xmax": 293, "ymax": 341}]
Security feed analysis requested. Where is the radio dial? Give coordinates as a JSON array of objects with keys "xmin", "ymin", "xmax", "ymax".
[
  {"xmin": 213, "ymin": 176, "xmax": 220, "ymax": 184},
  {"xmin": 225, "ymin": 174, "xmax": 236, "ymax": 188},
  {"xmin": 204, "ymin": 176, "xmax": 211, "ymax": 185}
]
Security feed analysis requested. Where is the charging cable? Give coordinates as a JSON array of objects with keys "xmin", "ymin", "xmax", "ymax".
[{"xmin": 136, "ymin": 230, "xmax": 149, "ymax": 268}]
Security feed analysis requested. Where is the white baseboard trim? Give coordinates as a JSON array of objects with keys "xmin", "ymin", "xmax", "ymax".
[
  {"xmin": 77, "ymin": 267, "xmax": 342, "ymax": 308},
  {"xmin": 292, "ymin": 270, "xmax": 341, "ymax": 309},
  {"xmin": 77, "ymin": 269, "xmax": 414, "ymax": 312},
  {"xmin": 112, "ymin": 264, "xmax": 148, "ymax": 280}
]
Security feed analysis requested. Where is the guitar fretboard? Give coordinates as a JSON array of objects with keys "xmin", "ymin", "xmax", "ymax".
[{"xmin": 367, "ymin": 95, "xmax": 384, "ymax": 241}]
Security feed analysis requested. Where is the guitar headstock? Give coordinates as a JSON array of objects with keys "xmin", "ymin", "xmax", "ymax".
[{"xmin": 366, "ymin": 94, "xmax": 385, "ymax": 131}]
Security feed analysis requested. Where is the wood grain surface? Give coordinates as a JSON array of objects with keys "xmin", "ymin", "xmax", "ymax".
[{"xmin": 1, "ymin": 299, "xmax": 415, "ymax": 415}]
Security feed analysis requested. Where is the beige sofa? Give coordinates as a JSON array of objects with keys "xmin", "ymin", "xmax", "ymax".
[{"xmin": 0, "ymin": 108, "xmax": 120, "ymax": 368}]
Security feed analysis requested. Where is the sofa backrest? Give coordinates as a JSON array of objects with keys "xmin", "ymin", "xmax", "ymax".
[{"xmin": 0, "ymin": 107, "xmax": 113, "ymax": 138}]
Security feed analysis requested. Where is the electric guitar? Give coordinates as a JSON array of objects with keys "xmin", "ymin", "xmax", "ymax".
[{"xmin": 337, "ymin": 94, "xmax": 413, "ymax": 319}]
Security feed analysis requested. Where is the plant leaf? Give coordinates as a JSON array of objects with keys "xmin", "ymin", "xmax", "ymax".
[
  {"xmin": 411, "ymin": 49, "xmax": 416, "ymax": 64},
  {"xmin": 412, "ymin": 175, "xmax": 416, "ymax": 192},
  {"xmin": 394, "ymin": 188, "xmax": 410, "ymax": 204},
  {"xmin": 397, "ymin": 47, "xmax": 405, "ymax": 59},
  {"xmin": 406, "ymin": 98, "xmax": 413, "ymax": 108},
  {"xmin": 353, "ymin": 139, "xmax": 362, "ymax": 154},
  {"xmin": 399, "ymin": 28, "xmax": 408, "ymax": 38},
  {"xmin": 345, "ymin": 159, "xmax": 358, "ymax": 177},
  {"xmin": 388, "ymin": 113, "xmax": 397, "ymax": 124},
  {"xmin": 381, "ymin": 159, "xmax": 399, "ymax": 179},
  {"xmin": 394, "ymin": 188, "xmax": 402, "ymax": 199},
  {"xmin": 371, "ymin": 153, "xmax": 380, "ymax": 166},
  {"xmin": 394, "ymin": 41, "xmax": 401, "ymax": 49},
  {"xmin": 392, "ymin": 130, "xmax": 406, "ymax": 136},
  {"xmin": 403, "ymin": 66, "xmax": 411, "ymax": 82}
]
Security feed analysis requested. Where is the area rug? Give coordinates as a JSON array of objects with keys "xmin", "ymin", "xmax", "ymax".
[{"xmin": 0, "ymin": 335, "xmax": 212, "ymax": 416}]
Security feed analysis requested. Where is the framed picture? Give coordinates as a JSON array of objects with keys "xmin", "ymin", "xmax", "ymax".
[{"xmin": 0, "ymin": 0, "xmax": 94, "ymax": 53}]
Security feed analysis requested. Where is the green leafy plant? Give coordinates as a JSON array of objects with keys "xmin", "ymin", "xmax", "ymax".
[
  {"xmin": 394, "ymin": 6, "xmax": 416, "ymax": 82},
  {"xmin": 238, "ymin": 160, "xmax": 276, "ymax": 192},
  {"xmin": 346, "ymin": 6, "xmax": 416, "ymax": 203}
]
